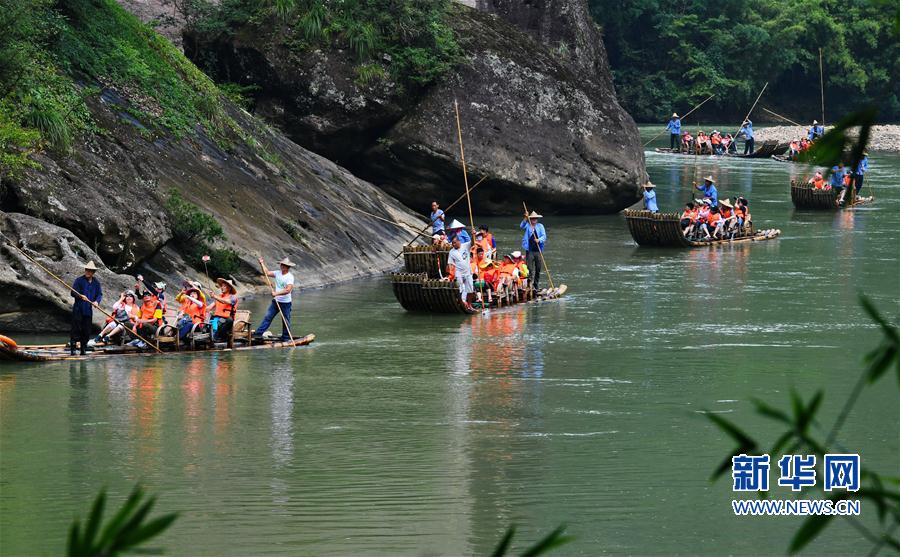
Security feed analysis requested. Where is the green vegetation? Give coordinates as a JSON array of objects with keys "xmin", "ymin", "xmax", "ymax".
[
  {"xmin": 186, "ymin": 0, "xmax": 462, "ymax": 90},
  {"xmin": 165, "ymin": 190, "xmax": 240, "ymax": 276},
  {"xmin": 0, "ymin": 0, "xmax": 256, "ymax": 177},
  {"xmin": 590, "ymin": 0, "xmax": 899, "ymax": 122},
  {"xmin": 68, "ymin": 485, "xmax": 177, "ymax": 557},
  {"xmin": 706, "ymin": 296, "xmax": 900, "ymax": 554}
]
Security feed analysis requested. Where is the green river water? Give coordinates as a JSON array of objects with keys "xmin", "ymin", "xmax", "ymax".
[{"xmin": 1, "ymin": 127, "xmax": 898, "ymax": 556}]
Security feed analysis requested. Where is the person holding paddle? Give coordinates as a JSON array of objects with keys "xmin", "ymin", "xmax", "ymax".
[
  {"xmin": 520, "ymin": 210, "xmax": 547, "ymax": 291},
  {"xmin": 70, "ymin": 260, "xmax": 103, "ymax": 355},
  {"xmin": 254, "ymin": 257, "xmax": 295, "ymax": 342}
]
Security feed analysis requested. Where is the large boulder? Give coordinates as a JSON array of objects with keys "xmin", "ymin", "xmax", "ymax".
[
  {"xmin": 184, "ymin": 3, "xmax": 645, "ymax": 215},
  {"xmin": 0, "ymin": 212, "xmax": 135, "ymax": 332}
]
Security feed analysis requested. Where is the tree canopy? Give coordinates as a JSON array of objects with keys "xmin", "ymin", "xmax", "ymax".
[{"xmin": 589, "ymin": 0, "xmax": 899, "ymax": 123}]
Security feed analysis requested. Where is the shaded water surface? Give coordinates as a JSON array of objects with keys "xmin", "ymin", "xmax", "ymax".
[{"xmin": 1, "ymin": 136, "xmax": 898, "ymax": 555}]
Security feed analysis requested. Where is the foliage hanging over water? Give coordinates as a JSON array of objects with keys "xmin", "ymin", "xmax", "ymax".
[
  {"xmin": 165, "ymin": 190, "xmax": 240, "ymax": 277},
  {"xmin": 589, "ymin": 0, "xmax": 900, "ymax": 123},
  {"xmin": 184, "ymin": 0, "xmax": 462, "ymax": 90}
]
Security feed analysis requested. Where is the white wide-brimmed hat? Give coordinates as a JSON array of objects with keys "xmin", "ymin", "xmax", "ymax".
[
  {"xmin": 527, "ymin": 211, "xmax": 543, "ymax": 219},
  {"xmin": 511, "ymin": 250, "xmax": 522, "ymax": 258},
  {"xmin": 672, "ymin": 113, "xmax": 679, "ymax": 118},
  {"xmin": 704, "ymin": 175, "xmax": 715, "ymax": 182},
  {"xmin": 644, "ymin": 181, "xmax": 655, "ymax": 188},
  {"xmin": 278, "ymin": 257, "xmax": 296, "ymax": 267},
  {"xmin": 447, "ymin": 219, "xmax": 466, "ymax": 230},
  {"xmin": 83, "ymin": 260, "xmax": 98, "ymax": 271}
]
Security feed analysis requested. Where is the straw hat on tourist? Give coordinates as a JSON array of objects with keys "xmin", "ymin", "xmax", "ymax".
[{"xmin": 216, "ymin": 277, "xmax": 237, "ymax": 294}]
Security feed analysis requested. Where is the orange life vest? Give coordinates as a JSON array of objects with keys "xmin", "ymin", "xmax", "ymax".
[
  {"xmin": 139, "ymin": 297, "xmax": 163, "ymax": 326},
  {"xmin": 734, "ymin": 206, "xmax": 746, "ymax": 219},
  {"xmin": 180, "ymin": 297, "xmax": 206, "ymax": 324},
  {"xmin": 842, "ymin": 173, "xmax": 852, "ymax": 186},
  {"xmin": 499, "ymin": 261, "xmax": 517, "ymax": 277},
  {"xmin": 813, "ymin": 177, "xmax": 826, "ymax": 189},
  {"xmin": 681, "ymin": 210, "xmax": 693, "ymax": 221},
  {"xmin": 708, "ymin": 212, "xmax": 721, "ymax": 225},
  {"xmin": 213, "ymin": 296, "xmax": 237, "ymax": 319}
]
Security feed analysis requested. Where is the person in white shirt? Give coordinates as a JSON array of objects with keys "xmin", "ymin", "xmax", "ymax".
[
  {"xmin": 447, "ymin": 234, "xmax": 474, "ymax": 310},
  {"xmin": 254, "ymin": 257, "xmax": 296, "ymax": 341}
]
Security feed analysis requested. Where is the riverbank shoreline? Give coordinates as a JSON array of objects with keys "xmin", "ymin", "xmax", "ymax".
[{"xmin": 754, "ymin": 124, "xmax": 900, "ymax": 153}]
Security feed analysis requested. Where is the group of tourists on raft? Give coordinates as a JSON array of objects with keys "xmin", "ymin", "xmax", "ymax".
[
  {"xmin": 67, "ymin": 257, "xmax": 298, "ymax": 356},
  {"xmin": 806, "ymin": 154, "xmax": 871, "ymax": 204},
  {"xmin": 428, "ymin": 201, "xmax": 552, "ymax": 311},
  {"xmin": 641, "ymin": 175, "xmax": 754, "ymax": 240}
]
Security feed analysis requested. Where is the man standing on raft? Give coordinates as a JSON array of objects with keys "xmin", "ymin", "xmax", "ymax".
[
  {"xmin": 70, "ymin": 260, "xmax": 103, "ymax": 355},
  {"xmin": 254, "ymin": 257, "xmax": 296, "ymax": 341},
  {"xmin": 520, "ymin": 211, "xmax": 547, "ymax": 292}
]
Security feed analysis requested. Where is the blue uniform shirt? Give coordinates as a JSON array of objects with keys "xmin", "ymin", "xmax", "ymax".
[
  {"xmin": 808, "ymin": 125, "xmax": 825, "ymax": 140},
  {"xmin": 697, "ymin": 183, "xmax": 718, "ymax": 207},
  {"xmin": 450, "ymin": 228, "xmax": 470, "ymax": 244},
  {"xmin": 666, "ymin": 118, "xmax": 681, "ymax": 134},
  {"xmin": 830, "ymin": 167, "xmax": 844, "ymax": 188},
  {"xmin": 855, "ymin": 156, "xmax": 868, "ymax": 175},
  {"xmin": 430, "ymin": 209, "xmax": 445, "ymax": 233},
  {"xmin": 643, "ymin": 189, "xmax": 658, "ymax": 212},
  {"xmin": 72, "ymin": 275, "xmax": 103, "ymax": 316},
  {"xmin": 520, "ymin": 221, "xmax": 546, "ymax": 251},
  {"xmin": 739, "ymin": 121, "xmax": 754, "ymax": 139}
]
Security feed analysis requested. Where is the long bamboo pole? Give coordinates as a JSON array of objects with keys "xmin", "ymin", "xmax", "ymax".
[
  {"xmin": 819, "ymin": 48, "xmax": 825, "ymax": 126},
  {"xmin": 257, "ymin": 257, "xmax": 294, "ymax": 344},
  {"xmin": 733, "ymin": 82, "xmax": 768, "ymax": 150},
  {"xmin": 643, "ymin": 94, "xmax": 715, "ymax": 147},
  {"xmin": 762, "ymin": 107, "xmax": 803, "ymax": 127},
  {"xmin": 344, "ymin": 205, "xmax": 431, "ymax": 239},
  {"xmin": 1, "ymin": 236, "xmax": 162, "ymax": 353},
  {"xmin": 453, "ymin": 99, "xmax": 485, "ymax": 312},
  {"xmin": 394, "ymin": 176, "xmax": 488, "ymax": 259},
  {"xmin": 522, "ymin": 202, "xmax": 554, "ymax": 291}
]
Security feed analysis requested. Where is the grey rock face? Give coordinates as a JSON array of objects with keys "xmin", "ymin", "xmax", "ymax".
[
  {"xmin": 0, "ymin": 90, "xmax": 423, "ymax": 331},
  {"xmin": 184, "ymin": 4, "xmax": 645, "ymax": 215}
]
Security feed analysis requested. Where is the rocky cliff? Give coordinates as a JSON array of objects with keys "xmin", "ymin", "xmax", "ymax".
[
  {"xmin": 183, "ymin": 1, "xmax": 645, "ymax": 215},
  {"xmin": 0, "ymin": 0, "xmax": 422, "ymax": 332}
]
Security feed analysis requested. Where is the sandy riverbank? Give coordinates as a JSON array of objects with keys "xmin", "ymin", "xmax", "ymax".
[{"xmin": 755, "ymin": 124, "xmax": 900, "ymax": 152}]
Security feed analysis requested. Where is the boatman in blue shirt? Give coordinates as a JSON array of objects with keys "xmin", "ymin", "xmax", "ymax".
[
  {"xmin": 71, "ymin": 260, "xmax": 103, "ymax": 355},
  {"xmin": 830, "ymin": 163, "xmax": 845, "ymax": 191},
  {"xmin": 446, "ymin": 219, "xmax": 470, "ymax": 244},
  {"xmin": 807, "ymin": 120, "xmax": 825, "ymax": 140},
  {"xmin": 643, "ymin": 181, "xmax": 658, "ymax": 212},
  {"xmin": 738, "ymin": 119, "xmax": 754, "ymax": 154},
  {"xmin": 520, "ymin": 210, "xmax": 547, "ymax": 291},
  {"xmin": 666, "ymin": 113, "xmax": 681, "ymax": 150},
  {"xmin": 696, "ymin": 176, "xmax": 719, "ymax": 207},
  {"xmin": 429, "ymin": 201, "xmax": 445, "ymax": 235},
  {"xmin": 853, "ymin": 152, "xmax": 869, "ymax": 194}
]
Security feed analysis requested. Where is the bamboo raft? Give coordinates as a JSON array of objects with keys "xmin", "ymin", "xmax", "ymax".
[
  {"xmin": 0, "ymin": 334, "xmax": 316, "ymax": 363},
  {"xmin": 654, "ymin": 140, "xmax": 787, "ymax": 159},
  {"xmin": 623, "ymin": 210, "xmax": 781, "ymax": 247},
  {"xmin": 790, "ymin": 180, "xmax": 874, "ymax": 210},
  {"xmin": 392, "ymin": 245, "xmax": 566, "ymax": 314}
]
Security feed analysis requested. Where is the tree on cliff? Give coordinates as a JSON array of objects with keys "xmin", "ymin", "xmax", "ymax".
[{"xmin": 589, "ymin": 0, "xmax": 899, "ymax": 122}]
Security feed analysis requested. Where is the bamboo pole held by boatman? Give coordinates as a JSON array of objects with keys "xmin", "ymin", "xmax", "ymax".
[
  {"xmin": 1, "ymin": 235, "xmax": 163, "ymax": 353},
  {"xmin": 454, "ymin": 98, "xmax": 487, "ymax": 312},
  {"xmin": 522, "ymin": 202, "xmax": 554, "ymax": 291},
  {"xmin": 819, "ymin": 48, "xmax": 825, "ymax": 126},
  {"xmin": 762, "ymin": 107, "xmax": 803, "ymax": 127},
  {"xmin": 732, "ymin": 82, "xmax": 768, "ymax": 149},
  {"xmin": 643, "ymin": 94, "xmax": 715, "ymax": 147},
  {"xmin": 393, "ymin": 175, "xmax": 488, "ymax": 259},
  {"xmin": 257, "ymin": 256, "xmax": 295, "ymax": 344}
]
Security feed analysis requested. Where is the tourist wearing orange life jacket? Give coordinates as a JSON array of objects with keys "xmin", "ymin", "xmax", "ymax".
[
  {"xmin": 127, "ymin": 290, "xmax": 164, "ymax": 348},
  {"xmin": 808, "ymin": 171, "xmax": 827, "ymax": 190},
  {"xmin": 92, "ymin": 290, "xmax": 138, "ymax": 346},
  {"xmin": 680, "ymin": 202, "xmax": 696, "ymax": 237},
  {"xmin": 471, "ymin": 247, "xmax": 496, "ymax": 305},
  {"xmin": 175, "ymin": 286, "xmax": 206, "ymax": 340},
  {"xmin": 208, "ymin": 277, "xmax": 238, "ymax": 341}
]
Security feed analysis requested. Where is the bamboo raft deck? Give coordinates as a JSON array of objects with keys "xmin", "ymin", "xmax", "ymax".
[
  {"xmin": 654, "ymin": 140, "xmax": 787, "ymax": 159},
  {"xmin": 0, "ymin": 334, "xmax": 316, "ymax": 363},
  {"xmin": 623, "ymin": 210, "xmax": 781, "ymax": 248},
  {"xmin": 393, "ymin": 245, "xmax": 566, "ymax": 314},
  {"xmin": 790, "ymin": 180, "xmax": 874, "ymax": 210}
]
